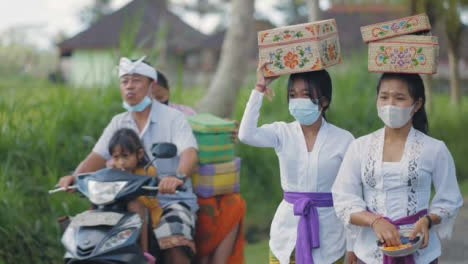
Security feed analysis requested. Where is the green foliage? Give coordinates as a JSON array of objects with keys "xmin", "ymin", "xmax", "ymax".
[
  {"xmin": 426, "ymin": 94, "xmax": 468, "ymax": 183},
  {"xmin": 245, "ymin": 239, "xmax": 269, "ymax": 264},
  {"xmin": 0, "ymin": 80, "xmax": 121, "ymax": 262}
]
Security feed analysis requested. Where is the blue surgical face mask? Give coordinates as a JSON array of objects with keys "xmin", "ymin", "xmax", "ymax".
[
  {"xmin": 288, "ymin": 98, "xmax": 321, "ymax": 125},
  {"xmin": 122, "ymin": 95, "xmax": 152, "ymax": 112}
]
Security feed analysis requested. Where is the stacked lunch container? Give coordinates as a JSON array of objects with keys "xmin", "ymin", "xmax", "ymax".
[
  {"xmin": 187, "ymin": 113, "xmax": 241, "ymax": 198},
  {"xmin": 360, "ymin": 13, "xmax": 439, "ymax": 74}
]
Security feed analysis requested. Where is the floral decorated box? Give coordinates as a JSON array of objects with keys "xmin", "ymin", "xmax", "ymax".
[
  {"xmin": 368, "ymin": 35, "xmax": 439, "ymax": 74},
  {"xmin": 258, "ymin": 19, "xmax": 341, "ymax": 77},
  {"xmin": 361, "ymin": 13, "xmax": 431, "ymax": 43}
]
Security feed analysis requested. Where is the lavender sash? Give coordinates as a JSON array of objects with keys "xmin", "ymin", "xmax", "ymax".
[
  {"xmin": 283, "ymin": 192, "xmax": 333, "ymax": 264},
  {"xmin": 382, "ymin": 209, "xmax": 428, "ymax": 264}
]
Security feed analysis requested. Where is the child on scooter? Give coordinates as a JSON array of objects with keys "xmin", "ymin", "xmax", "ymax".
[{"xmin": 108, "ymin": 128, "xmax": 161, "ymax": 262}]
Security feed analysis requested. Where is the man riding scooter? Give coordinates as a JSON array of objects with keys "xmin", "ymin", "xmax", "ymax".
[{"xmin": 57, "ymin": 56, "xmax": 199, "ymax": 264}]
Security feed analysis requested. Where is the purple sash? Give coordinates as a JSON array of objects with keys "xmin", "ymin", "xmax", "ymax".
[
  {"xmin": 283, "ymin": 192, "xmax": 333, "ymax": 264},
  {"xmin": 382, "ymin": 209, "xmax": 427, "ymax": 264}
]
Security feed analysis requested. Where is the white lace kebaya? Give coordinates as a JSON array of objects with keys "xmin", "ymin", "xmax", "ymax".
[
  {"xmin": 331, "ymin": 127, "xmax": 463, "ymax": 264},
  {"xmin": 239, "ymin": 90, "xmax": 355, "ymax": 264}
]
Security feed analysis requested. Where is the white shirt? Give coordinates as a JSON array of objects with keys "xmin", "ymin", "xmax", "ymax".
[
  {"xmin": 332, "ymin": 127, "xmax": 463, "ymax": 264},
  {"xmin": 93, "ymin": 100, "xmax": 199, "ymax": 212},
  {"xmin": 238, "ymin": 90, "xmax": 354, "ymax": 264}
]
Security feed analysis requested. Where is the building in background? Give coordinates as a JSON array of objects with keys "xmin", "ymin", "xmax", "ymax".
[
  {"xmin": 58, "ymin": 1, "xmax": 467, "ymax": 88},
  {"xmin": 58, "ymin": 0, "xmax": 208, "ymax": 87}
]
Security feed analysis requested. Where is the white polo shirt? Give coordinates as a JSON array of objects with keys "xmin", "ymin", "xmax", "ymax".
[{"xmin": 93, "ymin": 99, "xmax": 199, "ymax": 212}]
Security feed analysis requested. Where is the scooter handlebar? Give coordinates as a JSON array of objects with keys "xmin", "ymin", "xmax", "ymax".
[
  {"xmin": 176, "ymin": 185, "xmax": 187, "ymax": 192},
  {"xmin": 48, "ymin": 185, "xmax": 78, "ymax": 194},
  {"xmin": 141, "ymin": 185, "xmax": 187, "ymax": 193}
]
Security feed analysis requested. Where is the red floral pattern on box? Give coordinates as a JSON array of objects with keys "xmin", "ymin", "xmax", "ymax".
[
  {"xmin": 311, "ymin": 58, "xmax": 322, "ymax": 70},
  {"xmin": 321, "ymin": 39, "xmax": 339, "ymax": 64},
  {"xmin": 269, "ymin": 45, "xmax": 313, "ymax": 71},
  {"xmin": 259, "ymin": 32, "xmax": 269, "ymax": 43},
  {"xmin": 283, "ymin": 52, "xmax": 299, "ymax": 69}
]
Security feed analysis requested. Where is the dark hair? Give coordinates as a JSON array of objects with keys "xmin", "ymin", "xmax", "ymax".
[
  {"xmin": 377, "ymin": 73, "xmax": 428, "ymax": 134},
  {"xmin": 156, "ymin": 70, "xmax": 169, "ymax": 90},
  {"xmin": 108, "ymin": 128, "xmax": 148, "ymax": 167},
  {"xmin": 287, "ymin": 70, "xmax": 332, "ymax": 118}
]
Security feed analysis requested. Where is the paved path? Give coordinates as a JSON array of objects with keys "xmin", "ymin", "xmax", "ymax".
[{"xmin": 439, "ymin": 199, "xmax": 468, "ymax": 263}]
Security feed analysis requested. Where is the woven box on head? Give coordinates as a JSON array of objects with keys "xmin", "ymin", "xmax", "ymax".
[
  {"xmin": 368, "ymin": 35, "xmax": 439, "ymax": 74},
  {"xmin": 360, "ymin": 13, "xmax": 431, "ymax": 43},
  {"xmin": 258, "ymin": 19, "xmax": 342, "ymax": 77},
  {"xmin": 192, "ymin": 157, "xmax": 241, "ymax": 198},
  {"xmin": 187, "ymin": 113, "xmax": 235, "ymax": 164},
  {"xmin": 361, "ymin": 13, "xmax": 438, "ymax": 74}
]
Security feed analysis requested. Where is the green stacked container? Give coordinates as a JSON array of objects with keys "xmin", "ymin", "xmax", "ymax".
[{"xmin": 187, "ymin": 113, "xmax": 235, "ymax": 164}]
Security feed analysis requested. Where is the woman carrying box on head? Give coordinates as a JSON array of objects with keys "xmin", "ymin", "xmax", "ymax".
[
  {"xmin": 238, "ymin": 61, "xmax": 355, "ymax": 264},
  {"xmin": 331, "ymin": 73, "xmax": 463, "ymax": 264},
  {"xmin": 332, "ymin": 14, "xmax": 462, "ymax": 264}
]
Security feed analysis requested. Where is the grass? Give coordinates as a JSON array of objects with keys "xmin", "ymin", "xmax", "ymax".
[
  {"xmin": 458, "ymin": 180, "xmax": 468, "ymax": 197},
  {"xmin": 245, "ymin": 240, "xmax": 269, "ymax": 264}
]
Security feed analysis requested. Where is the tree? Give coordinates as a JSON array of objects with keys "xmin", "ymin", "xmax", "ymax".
[
  {"xmin": 274, "ymin": 0, "xmax": 309, "ymax": 25},
  {"xmin": 410, "ymin": 0, "xmax": 467, "ymax": 106},
  {"xmin": 410, "ymin": 0, "xmax": 439, "ymax": 110},
  {"xmin": 196, "ymin": 0, "xmax": 255, "ymax": 117},
  {"xmin": 305, "ymin": 0, "xmax": 320, "ymax": 21},
  {"xmin": 79, "ymin": 0, "xmax": 114, "ymax": 26},
  {"xmin": 443, "ymin": 0, "xmax": 467, "ymax": 105},
  {"xmin": 172, "ymin": 0, "xmax": 230, "ymax": 31}
]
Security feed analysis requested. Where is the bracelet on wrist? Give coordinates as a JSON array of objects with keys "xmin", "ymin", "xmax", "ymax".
[
  {"xmin": 256, "ymin": 83, "xmax": 266, "ymax": 90},
  {"xmin": 424, "ymin": 215, "xmax": 433, "ymax": 229}
]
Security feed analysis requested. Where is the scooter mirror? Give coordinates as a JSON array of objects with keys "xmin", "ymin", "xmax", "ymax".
[{"xmin": 151, "ymin": 143, "xmax": 177, "ymax": 159}]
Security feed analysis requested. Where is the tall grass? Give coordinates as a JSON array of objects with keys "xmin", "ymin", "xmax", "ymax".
[
  {"xmin": 0, "ymin": 80, "xmax": 121, "ymax": 262},
  {"xmin": 1, "ymin": 54, "xmax": 467, "ymax": 262}
]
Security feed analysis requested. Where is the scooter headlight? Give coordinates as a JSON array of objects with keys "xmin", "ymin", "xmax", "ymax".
[
  {"xmin": 97, "ymin": 228, "xmax": 135, "ymax": 254},
  {"xmin": 88, "ymin": 180, "xmax": 126, "ymax": 205},
  {"xmin": 61, "ymin": 226, "xmax": 77, "ymax": 255}
]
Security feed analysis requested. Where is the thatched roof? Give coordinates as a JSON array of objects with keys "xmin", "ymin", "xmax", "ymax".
[{"xmin": 58, "ymin": 0, "xmax": 207, "ymax": 54}]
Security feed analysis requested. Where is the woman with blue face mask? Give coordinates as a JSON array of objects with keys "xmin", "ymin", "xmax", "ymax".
[
  {"xmin": 238, "ymin": 63, "xmax": 355, "ymax": 264},
  {"xmin": 332, "ymin": 73, "xmax": 463, "ymax": 264}
]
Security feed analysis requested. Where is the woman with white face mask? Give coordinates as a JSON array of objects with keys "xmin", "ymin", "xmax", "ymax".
[
  {"xmin": 238, "ymin": 63, "xmax": 355, "ymax": 264},
  {"xmin": 332, "ymin": 73, "xmax": 463, "ymax": 264}
]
